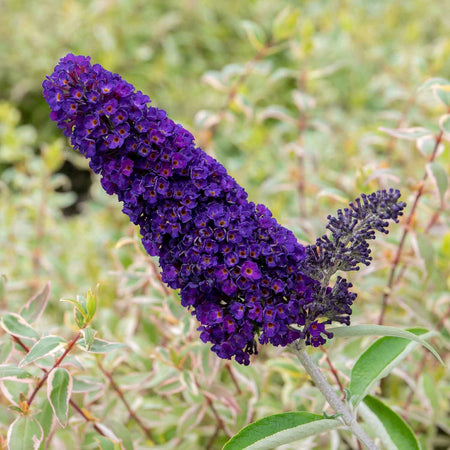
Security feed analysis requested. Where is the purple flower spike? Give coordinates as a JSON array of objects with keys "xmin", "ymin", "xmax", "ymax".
[{"xmin": 45, "ymin": 54, "xmax": 398, "ymax": 364}]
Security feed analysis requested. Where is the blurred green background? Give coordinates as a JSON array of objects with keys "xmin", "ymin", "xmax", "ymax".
[{"xmin": 0, "ymin": 1, "xmax": 449, "ymax": 448}]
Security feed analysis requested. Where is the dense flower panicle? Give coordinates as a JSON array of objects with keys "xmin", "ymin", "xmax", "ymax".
[{"xmin": 43, "ymin": 54, "xmax": 339, "ymax": 364}]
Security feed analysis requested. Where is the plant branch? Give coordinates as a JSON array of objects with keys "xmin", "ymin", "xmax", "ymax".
[
  {"xmin": 12, "ymin": 336, "xmax": 105, "ymax": 436},
  {"xmin": 378, "ymin": 130, "xmax": 444, "ymax": 324},
  {"xmin": 27, "ymin": 331, "xmax": 81, "ymax": 406},
  {"xmin": 98, "ymin": 360, "xmax": 154, "ymax": 442},
  {"xmin": 290, "ymin": 339, "xmax": 378, "ymax": 450},
  {"xmin": 225, "ymin": 363, "xmax": 241, "ymax": 395}
]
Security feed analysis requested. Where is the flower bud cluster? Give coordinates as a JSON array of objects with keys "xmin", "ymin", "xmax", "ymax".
[{"xmin": 301, "ymin": 189, "xmax": 406, "ymax": 333}]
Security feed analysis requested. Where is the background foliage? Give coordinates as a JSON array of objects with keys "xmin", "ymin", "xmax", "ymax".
[{"xmin": 0, "ymin": 0, "xmax": 448, "ymax": 449}]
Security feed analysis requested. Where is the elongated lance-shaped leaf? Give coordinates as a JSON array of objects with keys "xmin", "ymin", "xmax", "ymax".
[
  {"xmin": 427, "ymin": 162, "xmax": 448, "ymax": 205},
  {"xmin": 359, "ymin": 396, "xmax": 419, "ymax": 450},
  {"xmin": 0, "ymin": 364, "xmax": 32, "ymax": 380},
  {"xmin": 77, "ymin": 338, "xmax": 126, "ymax": 354},
  {"xmin": 81, "ymin": 327, "xmax": 96, "ymax": 351},
  {"xmin": 223, "ymin": 412, "xmax": 342, "ymax": 450},
  {"xmin": 47, "ymin": 368, "xmax": 73, "ymax": 427},
  {"xmin": 1, "ymin": 313, "xmax": 40, "ymax": 340},
  {"xmin": 19, "ymin": 336, "xmax": 66, "ymax": 367},
  {"xmin": 19, "ymin": 282, "xmax": 51, "ymax": 324},
  {"xmin": 349, "ymin": 328, "xmax": 434, "ymax": 406},
  {"xmin": 328, "ymin": 324, "xmax": 443, "ymax": 364}
]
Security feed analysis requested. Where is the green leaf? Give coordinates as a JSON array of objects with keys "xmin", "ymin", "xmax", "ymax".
[
  {"xmin": 72, "ymin": 376, "xmax": 103, "ymax": 393},
  {"xmin": 379, "ymin": 126, "xmax": 430, "ymax": 141},
  {"xmin": 20, "ymin": 282, "xmax": 50, "ymax": 324},
  {"xmin": 223, "ymin": 412, "xmax": 342, "ymax": 450},
  {"xmin": 47, "ymin": 368, "xmax": 72, "ymax": 427},
  {"xmin": 418, "ymin": 77, "xmax": 450, "ymax": 92},
  {"xmin": 427, "ymin": 162, "xmax": 448, "ymax": 204},
  {"xmin": 77, "ymin": 338, "xmax": 126, "ymax": 354},
  {"xmin": 81, "ymin": 327, "xmax": 96, "ymax": 351},
  {"xmin": 359, "ymin": 396, "xmax": 419, "ymax": 450},
  {"xmin": 422, "ymin": 373, "xmax": 438, "ymax": 417},
  {"xmin": 328, "ymin": 325, "xmax": 443, "ymax": 364},
  {"xmin": 74, "ymin": 308, "xmax": 86, "ymax": 329},
  {"xmin": 94, "ymin": 436, "xmax": 122, "ymax": 450},
  {"xmin": 1, "ymin": 313, "xmax": 40, "ymax": 340},
  {"xmin": 439, "ymin": 114, "xmax": 450, "ymax": 135},
  {"xmin": 19, "ymin": 336, "xmax": 66, "ymax": 367},
  {"xmin": 241, "ymin": 20, "xmax": 266, "ymax": 51},
  {"xmin": 349, "ymin": 328, "xmax": 432, "ymax": 405},
  {"xmin": 106, "ymin": 420, "xmax": 134, "ymax": 450},
  {"xmin": 433, "ymin": 85, "xmax": 450, "ymax": 107},
  {"xmin": 7, "ymin": 416, "xmax": 44, "ymax": 450},
  {"xmin": 272, "ymin": 6, "xmax": 300, "ymax": 41},
  {"xmin": 0, "ymin": 364, "xmax": 32, "ymax": 380},
  {"xmin": 85, "ymin": 288, "xmax": 97, "ymax": 321},
  {"xmin": 60, "ymin": 296, "xmax": 86, "ymax": 314},
  {"xmin": 0, "ymin": 339, "xmax": 13, "ymax": 363},
  {"xmin": 416, "ymin": 135, "xmax": 439, "ymax": 158},
  {"xmin": 417, "ymin": 234, "xmax": 436, "ymax": 275},
  {"xmin": 292, "ymin": 90, "xmax": 316, "ymax": 111},
  {"xmin": 35, "ymin": 399, "xmax": 54, "ymax": 446}
]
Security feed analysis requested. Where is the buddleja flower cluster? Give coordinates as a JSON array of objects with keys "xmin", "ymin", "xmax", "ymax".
[
  {"xmin": 301, "ymin": 189, "xmax": 406, "ymax": 326},
  {"xmin": 43, "ymin": 54, "xmax": 405, "ymax": 364}
]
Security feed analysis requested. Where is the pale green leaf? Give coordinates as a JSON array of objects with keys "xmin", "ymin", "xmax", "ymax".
[
  {"xmin": 416, "ymin": 135, "xmax": 437, "ymax": 157},
  {"xmin": 77, "ymin": 338, "xmax": 126, "ymax": 354},
  {"xmin": 379, "ymin": 126, "xmax": 430, "ymax": 140},
  {"xmin": 7, "ymin": 416, "xmax": 43, "ymax": 450},
  {"xmin": 418, "ymin": 77, "xmax": 450, "ymax": 92},
  {"xmin": 0, "ymin": 340, "xmax": 13, "ymax": 363},
  {"xmin": 35, "ymin": 398, "xmax": 54, "ymax": 444},
  {"xmin": 433, "ymin": 85, "xmax": 450, "ymax": 107},
  {"xmin": 328, "ymin": 324, "xmax": 442, "ymax": 364},
  {"xmin": 20, "ymin": 282, "xmax": 50, "ymax": 324},
  {"xmin": 107, "ymin": 420, "xmax": 134, "ymax": 450},
  {"xmin": 47, "ymin": 368, "xmax": 72, "ymax": 427},
  {"xmin": 0, "ymin": 364, "xmax": 32, "ymax": 380},
  {"xmin": 223, "ymin": 412, "xmax": 342, "ymax": 450},
  {"xmin": 19, "ymin": 336, "xmax": 66, "ymax": 367},
  {"xmin": 81, "ymin": 327, "xmax": 96, "ymax": 351},
  {"xmin": 272, "ymin": 6, "xmax": 300, "ymax": 41},
  {"xmin": 439, "ymin": 114, "xmax": 450, "ymax": 135},
  {"xmin": 86, "ymin": 288, "xmax": 97, "ymax": 321},
  {"xmin": 427, "ymin": 162, "xmax": 448, "ymax": 204},
  {"xmin": 359, "ymin": 396, "xmax": 419, "ymax": 450},
  {"xmin": 349, "ymin": 328, "xmax": 431, "ymax": 405},
  {"xmin": 241, "ymin": 20, "xmax": 266, "ymax": 51},
  {"xmin": 1, "ymin": 313, "xmax": 40, "ymax": 340},
  {"xmin": 72, "ymin": 376, "xmax": 103, "ymax": 393},
  {"xmin": 292, "ymin": 90, "xmax": 316, "ymax": 111}
]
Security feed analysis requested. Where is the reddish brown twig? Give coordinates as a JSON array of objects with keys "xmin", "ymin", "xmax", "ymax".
[
  {"xmin": 27, "ymin": 332, "xmax": 81, "ymax": 406},
  {"xmin": 97, "ymin": 361, "xmax": 154, "ymax": 442},
  {"xmin": 12, "ymin": 336, "xmax": 105, "ymax": 437},
  {"xmin": 205, "ymin": 424, "xmax": 221, "ymax": 450},
  {"xmin": 225, "ymin": 363, "xmax": 241, "ymax": 395},
  {"xmin": 378, "ymin": 130, "xmax": 444, "ymax": 324},
  {"xmin": 320, "ymin": 347, "xmax": 345, "ymax": 395},
  {"xmin": 68, "ymin": 399, "xmax": 106, "ymax": 437}
]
